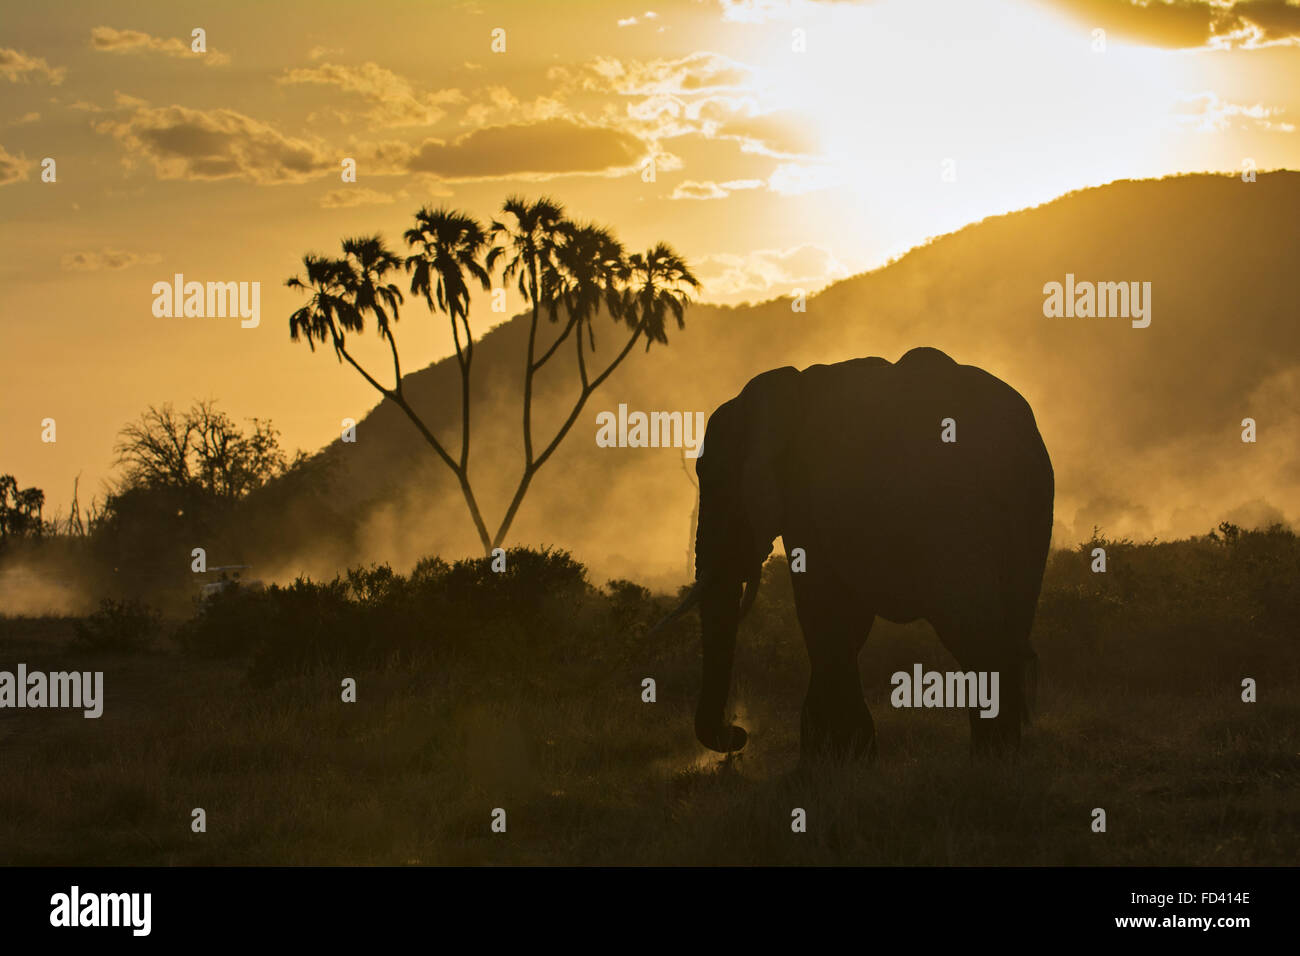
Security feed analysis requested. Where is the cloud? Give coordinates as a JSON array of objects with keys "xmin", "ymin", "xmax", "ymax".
[
  {"xmin": 60, "ymin": 248, "xmax": 162, "ymax": 271},
  {"xmin": 1070, "ymin": 494, "xmax": 1155, "ymax": 540},
  {"xmin": 0, "ymin": 48, "xmax": 66, "ymax": 84},
  {"xmin": 279, "ymin": 62, "xmax": 463, "ymax": 128},
  {"xmin": 620, "ymin": 90, "xmax": 757, "ymax": 141},
  {"xmin": 694, "ymin": 243, "xmax": 850, "ymax": 303},
  {"xmin": 350, "ymin": 138, "xmax": 424, "ymax": 176},
  {"xmin": 404, "ymin": 118, "xmax": 649, "ymax": 181},
  {"xmin": 1040, "ymin": 0, "xmax": 1300, "ymax": 50},
  {"xmin": 1212, "ymin": 0, "xmax": 1300, "ymax": 47},
  {"xmin": 555, "ymin": 52, "xmax": 817, "ymax": 156},
  {"xmin": 461, "ymin": 85, "xmax": 568, "ymax": 128},
  {"xmin": 1238, "ymin": 0, "xmax": 1300, "ymax": 41},
  {"xmin": 90, "ymin": 27, "xmax": 230, "ymax": 65},
  {"xmin": 308, "ymin": 45, "xmax": 341, "ymax": 61},
  {"xmin": 573, "ymin": 51, "xmax": 758, "ymax": 96},
  {"xmin": 95, "ymin": 104, "xmax": 333, "ymax": 184},
  {"xmin": 0, "ymin": 145, "xmax": 33, "ymax": 185},
  {"xmin": 9, "ymin": 112, "xmax": 40, "ymax": 126},
  {"xmin": 670, "ymin": 177, "xmax": 763, "ymax": 199},
  {"xmin": 717, "ymin": 0, "xmax": 862, "ymax": 22},
  {"xmin": 766, "ymin": 161, "xmax": 846, "ymax": 194},
  {"xmin": 618, "ymin": 11, "xmax": 660, "ymax": 26},
  {"xmin": 671, "ymin": 180, "xmax": 728, "ymax": 200},
  {"xmin": 716, "ymin": 109, "xmax": 820, "ymax": 157},
  {"xmin": 1172, "ymin": 91, "xmax": 1295, "ymax": 132},
  {"xmin": 70, "ymin": 91, "xmax": 148, "ymax": 115},
  {"xmin": 408, "ymin": 173, "xmax": 456, "ymax": 198},
  {"xmin": 1222, "ymin": 497, "xmax": 1288, "ymax": 529},
  {"xmin": 319, "ymin": 186, "xmax": 405, "ymax": 208}
]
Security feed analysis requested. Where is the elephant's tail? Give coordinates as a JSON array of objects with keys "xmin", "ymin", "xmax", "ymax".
[
  {"xmin": 1005, "ymin": 533, "xmax": 1047, "ymax": 727},
  {"xmin": 999, "ymin": 604, "xmax": 1039, "ymax": 728},
  {"xmin": 1004, "ymin": 484, "xmax": 1051, "ymax": 728},
  {"xmin": 1020, "ymin": 649, "xmax": 1038, "ymax": 726}
]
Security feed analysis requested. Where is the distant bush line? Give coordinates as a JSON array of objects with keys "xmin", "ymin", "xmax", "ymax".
[{"xmin": 154, "ymin": 525, "xmax": 1300, "ymax": 688}]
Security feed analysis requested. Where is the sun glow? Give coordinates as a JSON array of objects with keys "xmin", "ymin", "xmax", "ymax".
[{"xmin": 735, "ymin": 0, "xmax": 1195, "ymax": 270}]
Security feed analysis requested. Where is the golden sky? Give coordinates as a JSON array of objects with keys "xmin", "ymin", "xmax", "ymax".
[{"xmin": 3, "ymin": 0, "xmax": 1299, "ymax": 515}]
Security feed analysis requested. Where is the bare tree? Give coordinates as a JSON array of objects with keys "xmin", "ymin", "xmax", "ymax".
[
  {"xmin": 113, "ymin": 400, "xmax": 298, "ymax": 499},
  {"xmin": 0, "ymin": 475, "xmax": 45, "ymax": 539},
  {"xmin": 66, "ymin": 474, "xmax": 85, "ymax": 537}
]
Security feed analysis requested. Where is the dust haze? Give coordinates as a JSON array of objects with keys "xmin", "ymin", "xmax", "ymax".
[
  {"xmin": 245, "ymin": 172, "xmax": 1299, "ymax": 592},
  {"xmin": 7, "ymin": 173, "xmax": 1297, "ymax": 603}
]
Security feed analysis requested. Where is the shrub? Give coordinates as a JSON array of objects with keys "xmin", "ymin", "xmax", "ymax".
[
  {"xmin": 71, "ymin": 598, "xmax": 162, "ymax": 653},
  {"xmin": 172, "ymin": 547, "xmax": 603, "ymax": 682},
  {"xmin": 604, "ymin": 579, "xmax": 653, "ymax": 633},
  {"xmin": 173, "ymin": 586, "xmax": 277, "ymax": 660},
  {"xmin": 247, "ymin": 577, "xmax": 371, "ymax": 685},
  {"xmin": 439, "ymin": 546, "xmax": 589, "ymax": 614}
]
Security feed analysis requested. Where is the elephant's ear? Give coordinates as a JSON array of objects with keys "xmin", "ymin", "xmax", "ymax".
[{"xmin": 738, "ymin": 366, "xmax": 803, "ymax": 574}]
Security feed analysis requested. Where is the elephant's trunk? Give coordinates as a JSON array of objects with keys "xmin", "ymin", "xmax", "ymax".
[
  {"xmin": 690, "ymin": 475, "xmax": 756, "ymax": 753},
  {"xmin": 695, "ymin": 575, "xmax": 749, "ymax": 753}
]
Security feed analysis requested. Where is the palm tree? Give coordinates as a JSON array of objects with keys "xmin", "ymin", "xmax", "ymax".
[
  {"xmin": 287, "ymin": 236, "xmax": 492, "ymax": 552},
  {"xmin": 404, "ymin": 207, "xmax": 490, "ymax": 342},
  {"xmin": 404, "ymin": 208, "xmax": 491, "ymax": 474},
  {"xmin": 623, "ymin": 243, "xmax": 701, "ymax": 350},
  {"xmin": 545, "ymin": 222, "xmax": 626, "ymax": 359},
  {"xmin": 287, "ymin": 254, "xmax": 358, "ymax": 359},
  {"xmin": 487, "ymin": 197, "xmax": 567, "ymax": 466},
  {"xmin": 486, "ymin": 196, "xmax": 566, "ymax": 316},
  {"xmin": 287, "ymin": 240, "xmax": 405, "ymax": 398},
  {"xmin": 341, "ymin": 235, "xmax": 406, "ymax": 381},
  {"xmin": 287, "ymin": 198, "xmax": 703, "ymax": 555},
  {"xmin": 489, "ymin": 232, "xmax": 700, "ymax": 549}
]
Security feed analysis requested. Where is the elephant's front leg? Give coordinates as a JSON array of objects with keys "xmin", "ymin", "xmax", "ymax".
[{"xmin": 790, "ymin": 561, "xmax": 875, "ymax": 763}]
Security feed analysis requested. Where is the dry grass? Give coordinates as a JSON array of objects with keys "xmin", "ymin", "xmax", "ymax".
[{"xmin": 0, "ymin": 532, "xmax": 1296, "ymax": 865}]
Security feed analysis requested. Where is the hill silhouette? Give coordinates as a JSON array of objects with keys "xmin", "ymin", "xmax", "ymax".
[{"xmin": 236, "ymin": 171, "xmax": 1300, "ymax": 588}]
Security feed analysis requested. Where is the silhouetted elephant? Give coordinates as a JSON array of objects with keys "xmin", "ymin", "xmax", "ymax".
[{"xmin": 658, "ymin": 347, "xmax": 1054, "ymax": 761}]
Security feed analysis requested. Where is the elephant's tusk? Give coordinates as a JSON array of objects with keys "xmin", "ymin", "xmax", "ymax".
[
  {"xmin": 737, "ymin": 577, "xmax": 760, "ymax": 621},
  {"xmin": 644, "ymin": 577, "xmax": 707, "ymax": 639}
]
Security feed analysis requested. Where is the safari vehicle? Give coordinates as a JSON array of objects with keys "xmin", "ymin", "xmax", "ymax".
[{"xmin": 197, "ymin": 565, "xmax": 265, "ymax": 603}]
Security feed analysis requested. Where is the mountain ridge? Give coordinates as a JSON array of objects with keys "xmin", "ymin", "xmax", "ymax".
[{"xmin": 238, "ymin": 171, "xmax": 1300, "ymax": 589}]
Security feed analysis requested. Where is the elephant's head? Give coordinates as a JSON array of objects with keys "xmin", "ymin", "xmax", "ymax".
[{"xmin": 686, "ymin": 366, "xmax": 803, "ymax": 753}]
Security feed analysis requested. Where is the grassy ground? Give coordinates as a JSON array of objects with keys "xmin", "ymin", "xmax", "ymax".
[{"xmin": 0, "ymin": 533, "xmax": 1296, "ymax": 865}]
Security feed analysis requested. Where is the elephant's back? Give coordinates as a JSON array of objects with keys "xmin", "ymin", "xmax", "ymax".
[
  {"xmin": 802, "ymin": 350, "xmax": 1047, "ymax": 474},
  {"xmin": 792, "ymin": 352, "xmax": 1052, "ymax": 560}
]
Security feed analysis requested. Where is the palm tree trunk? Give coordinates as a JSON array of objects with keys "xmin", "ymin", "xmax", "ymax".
[
  {"xmin": 389, "ymin": 393, "xmax": 493, "ymax": 555},
  {"xmin": 336, "ymin": 338, "xmax": 493, "ymax": 555},
  {"xmin": 453, "ymin": 313, "xmax": 473, "ymax": 471},
  {"xmin": 491, "ymin": 323, "xmax": 643, "ymax": 549},
  {"xmin": 521, "ymin": 263, "xmax": 540, "ymax": 464}
]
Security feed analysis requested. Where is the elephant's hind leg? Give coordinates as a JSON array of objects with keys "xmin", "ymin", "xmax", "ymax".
[
  {"xmin": 790, "ymin": 565, "xmax": 875, "ymax": 763},
  {"xmin": 932, "ymin": 608, "xmax": 1029, "ymax": 757}
]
